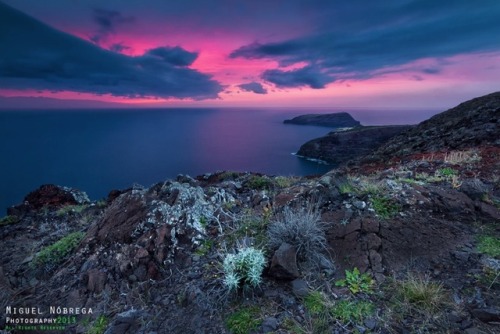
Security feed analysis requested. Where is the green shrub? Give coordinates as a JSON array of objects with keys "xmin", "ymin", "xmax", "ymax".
[
  {"xmin": 225, "ymin": 306, "xmax": 261, "ymax": 334},
  {"xmin": 222, "ymin": 246, "xmax": 266, "ymax": 292},
  {"xmin": 32, "ymin": 231, "xmax": 85, "ymax": 269},
  {"xmin": 246, "ymin": 175, "xmax": 272, "ymax": 190},
  {"xmin": 335, "ymin": 267, "xmax": 374, "ymax": 294}
]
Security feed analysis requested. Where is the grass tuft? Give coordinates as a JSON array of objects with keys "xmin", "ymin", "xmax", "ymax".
[{"xmin": 267, "ymin": 205, "xmax": 331, "ymax": 268}]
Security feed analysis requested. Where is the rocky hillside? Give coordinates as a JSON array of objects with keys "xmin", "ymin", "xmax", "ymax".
[
  {"xmin": 0, "ymin": 93, "xmax": 499, "ymax": 334},
  {"xmin": 361, "ymin": 91, "xmax": 500, "ymax": 163},
  {"xmin": 296, "ymin": 125, "xmax": 412, "ymax": 164},
  {"xmin": 284, "ymin": 112, "xmax": 361, "ymax": 128}
]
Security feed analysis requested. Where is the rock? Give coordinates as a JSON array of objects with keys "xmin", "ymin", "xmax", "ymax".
[
  {"xmin": 464, "ymin": 328, "xmax": 483, "ymax": 334},
  {"xmin": 296, "ymin": 125, "xmax": 413, "ymax": 165},
  {"xmin": 364, "ymin": 318, "xmax": 377, "ymax": 330},
  {"xmin": 284, "ymin": 112, "xmax": 361, "ymax": 128},
  {"xmin": 8, "ymin": 184, "xmax": 89, "ymax": 215},
  {"xmin": 470, "ymin": 308, "xmax": 500, "ymax": 323},
  {"xmin": 291, "ymin": 279, "xmax": 309, "ymax": 297},
  {"xmin": 460, "ymin": 179, "xmax": 491, "ymax": 200},
  {"xmin": 262, "ymin": 317, "xmax": 278, "ymax": 333},
  {"xmin": 104, "ymin": 309, "xmax": 147, "ymax": 334},
  {"xmin": 86, "ymin": 269, "xmax": 107, "ymax": 293},
  {"xmin": 268, "ymin": 243, "xmax": 300, "ymax": 279},
  {"xmin": 353, "ymin": 201, "xmax": 366, "ymax": 210}
]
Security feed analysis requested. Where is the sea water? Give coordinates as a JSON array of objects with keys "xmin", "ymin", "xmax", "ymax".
[{"xmin": 0, "ymin": 107, "xmax": 438, "ymax": 212}]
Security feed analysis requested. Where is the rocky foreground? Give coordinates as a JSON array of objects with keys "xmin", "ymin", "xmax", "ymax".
[{"xmin": 1, "ymin": 93, "xmax": 499, "ymax": 334}]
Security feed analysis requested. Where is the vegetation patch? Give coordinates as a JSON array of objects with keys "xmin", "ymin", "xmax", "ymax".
[
  {"xmin": 32, "ymin": 231, "xmax": 85, "ymax": 269},
  {"xmin": 56, "ymin": 204, "xmax": 87, "ymax": 216},
  {"xmin": 477, "ymin": 235, "xmax": 500, "ymax": 258},
  {"xmin": 225, "ymin": 306, "xmax": 261, "ymax": 334},
  {"xmin": 335, "ymin": 267, "xmax": 374, "ymax": 294},
  {"xmin": 87, "ymin": 315, "xmax": 108, "ymax": 334},
  {"xmin": 444, "ymin": 149, "xmax": 481, "ymax": 164},
  {"xmin": 330, "ymin": 300, "xmax": 374, "ymax": 325},
  {"xmin": 0, "ymin": 215, "xmax": 19, "ymax": 226},
  {"xmin": 246, "ymin": 175, "xmax": 273, "ymax": 190},
  {"xmin": 303, "ymin": 291, "xmax": 331, "ymax": 333},
  {"xmin": 371, "ymin": 196, "xmax": 400, "ymax": 219},
  {"xmin": 274, "ymin": 176, "xmax": 295, "ymax": 188}
]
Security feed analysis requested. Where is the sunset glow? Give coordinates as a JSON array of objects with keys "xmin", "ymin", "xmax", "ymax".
[{"xmin": 1, "ymin": 0, "xmax": 499, "ymax": 109}]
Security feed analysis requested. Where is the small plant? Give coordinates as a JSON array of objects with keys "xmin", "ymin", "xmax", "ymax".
[
  {"xmin": 303, "ymin": 291, "xmax": 331, "ymax": 333},
  {"xmin": 437, "ymin": 167, "xmax": 457, "ymax": 177},
  {"xmin": 0, "ymin": 215, "xmax": 19, "ymax": 226},
  {"xmin": 267, "ymin": 205, "xmax": 331, "ymax": 268},
  {"xmin": 390, "ymin": 273, "xmax": 446, "ymax": 313},
  {"xmin": 195, "ymin": 239, "xmax": 214, "ymax": 256},
  {"xmin": 338, "ymin": 182, "xmax": 356, "ymax": 194},
  {"xmin": 444, "ymin": 150, "xmax": 481, "ymax": 164},
  {"xmin": 87, "ymin": 315, "xmax": 108, "ymax": 334},
  {"xmin": 330, "ymin": 300, "xmax": 374, "ymax": 325},
  {"xmin": 335, "ymin": 267, "xmax": 374, "ymax": 294},
  {"xmin": 274, "ymin": 176, "xmax": 295, "ymax": 188},
  {"xmin": 371, "ymin": 196, "xmax": 399, "ymax": 219},
  {"xmin": 225, "ymin": 306, "xmax": 261, "ymax": 334},
  {"xmin": 246, "ymin": 175, "xmax": 272, "ymax": 190},
  {"xmin": 32, "ymin": 231, "xmax": 85, "ymax": 269},
  {"xmin": 304, "ymin": 291, "xmax": 330, "ymax": 315},
  {"xmin": 222, "ymin": 246, "xmax": 266, "ymax": 292},
  {"xmin": 477, "ymin": 235, "xmax": 500, "ymax": 258}
]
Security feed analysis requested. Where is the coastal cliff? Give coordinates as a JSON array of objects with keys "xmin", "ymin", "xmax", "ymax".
[
  {"xmin": 1, "ymin": 93, "xmax": 499, "ymax": 334},
  {"xmin": 296, "ymin": 125, "xmax": 413, "ymax": 164}
]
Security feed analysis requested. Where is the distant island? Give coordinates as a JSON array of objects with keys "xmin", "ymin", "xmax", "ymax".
[{"xmin": 283, "ymin": 112, "xmax": 361, "ymax": 128}]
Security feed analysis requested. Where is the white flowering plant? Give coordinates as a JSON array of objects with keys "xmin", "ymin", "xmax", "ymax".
[{"xmin": 222, "ymin": 247, "xmax": 266, "ymax": 292}]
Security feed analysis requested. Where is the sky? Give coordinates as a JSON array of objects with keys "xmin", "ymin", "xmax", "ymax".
[{"xmin": 0, "ymin": 0, "xmax": 499, "ymax": 109}]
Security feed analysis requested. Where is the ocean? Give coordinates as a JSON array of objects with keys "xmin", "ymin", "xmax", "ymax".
[{"xmin": 0, "ymin": 107, "xmax": 438, "ymax": 213}]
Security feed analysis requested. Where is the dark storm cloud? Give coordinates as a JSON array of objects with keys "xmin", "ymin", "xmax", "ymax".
[
  {"xmin": 231, "ymin": 0, "xmax": 500, "ymax": 88},
  {"xmin": 0, "ymin": 2, "xmax": 222, "ymax": 99},
  {"xmin": 262, "ymin": 66, "xmax": 332, "ymax": 89},
  {"xmin": 146, "ymin": 47, "xmax": 198, "ymax": 67},
  {"xmin": 91, "ymin": 8, "xmax": 134, "ymax": 45},
  {"xmin": 237, "ymin": 82, "xmax": 267, "ymax": 94}
]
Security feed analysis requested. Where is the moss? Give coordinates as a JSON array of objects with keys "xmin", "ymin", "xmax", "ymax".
[
  {"xmin": 32, "ymin": 231, "xmax": 85, "ymax": 268},
  {"xmin": 477, "ymin": 235, "xmax": 500, "ymax": 258},
  {"xmin": 225, "ymin": 306, "xmax": 261, "ymax": 334}
]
